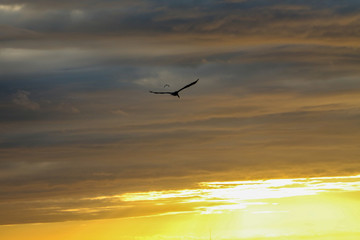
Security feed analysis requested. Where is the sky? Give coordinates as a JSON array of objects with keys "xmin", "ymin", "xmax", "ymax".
[{"xmin": 1, "ymin": 0, "xmax": 360, "ymax": 239}]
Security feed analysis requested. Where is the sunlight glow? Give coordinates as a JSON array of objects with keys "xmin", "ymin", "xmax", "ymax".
[
  {"xmin": 87, "ymin": 174, "xmax": 360, "ymax": 215},
  {"xmin": 122, "ymin": 175, "xmax": 360, "ymax": 205},
  {"xmin": 3, "ymin": 175, "xmax": 360, "ymax": 240},
  {"xmin": 0, "ymin": 4, "xmax": 24, "ymax": 12}
]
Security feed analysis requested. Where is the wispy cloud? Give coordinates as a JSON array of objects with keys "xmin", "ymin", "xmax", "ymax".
[
  {"xmin": 0, "ymin": 4, "xmax": 24, "ymax": 12},
  {"xmin": 12, "ymin": 90, "xmax": 40, "ymax": 110},
  {"xmin": 117, "ymin": 175, "xmax": 360, "ymax": 213},
  {"xmin": 1, "ymin": 174, "xmax": 359, "ymax": 225}
]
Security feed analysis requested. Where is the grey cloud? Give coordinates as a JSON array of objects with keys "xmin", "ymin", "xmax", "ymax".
[
  {"xmin": 0, "ymin": 0, "xmax": 147, "ymax": 10},
  {"xmin": 3, "ymin": 40, "xmax": 360, "ymax": 93},
  {"xmin": 0, "ymin": 0, "xmax": 359, "ymax": 42},
  {"xmin": 12, "ymin": 90, "xmax": 40, "ymax": 110},
  {"xmin": 0, "ymin": 25, "xmax": 38, "ymax": 41}
]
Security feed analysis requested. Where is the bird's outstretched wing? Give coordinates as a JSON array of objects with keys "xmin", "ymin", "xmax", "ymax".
[
  {"xmin": 177, "ymin": 79, "xmax": 199, "ymax": 92},
  {"xmin": 149, "ymin": 79, "xmax": 199, "ymax": 97},
  {"xmin": 149, "ymin": 91, "xmax": 173, "ymax": 94}
]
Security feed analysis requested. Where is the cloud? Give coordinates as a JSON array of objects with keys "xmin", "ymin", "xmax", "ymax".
[
  {"xmin": 0, "ymin": 24, "xmax": 38, "ymax": 41},
  {"xmin": 0, "ymin": 0, "xmax": 146, "ymax": 10},
  {"xmin": 0, "ymin": 0, "xmax": 359, "ymax": 45},
  {"xmin": 12, "ymin": 90, "xmax": 40, "ymax": 110},
  {"xmin": 1, "ymin": 174, "xmax": 360, "ymax": 225},
  {"xmin": 1, "ymin": 0, "xmax": 360, "ymax": 227},
  {"xmin": 56, "ymin": 102, "xmax": 80, "ymax": 113},
  {"xmin": 0, "ymin": 3, "xmax": 24, "ymax": 12}
]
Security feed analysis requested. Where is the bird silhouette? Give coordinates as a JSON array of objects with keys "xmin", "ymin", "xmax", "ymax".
[{"xmin": 150, "ymin": 79, "xmax": 199, "ymax": 98}]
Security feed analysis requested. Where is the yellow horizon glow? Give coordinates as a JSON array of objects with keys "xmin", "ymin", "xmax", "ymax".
[
  {"xmin": 85, "ymin": 174, "xmax": 360, "ymax": 215},
  {"xmin": 2, "ymin": 174, "xmax": 360, "ymax": 240}
]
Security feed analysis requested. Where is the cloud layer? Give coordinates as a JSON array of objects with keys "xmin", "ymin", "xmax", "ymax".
[{"xmin": 1, "ymin": 0, "xmax": 360, "ymax": 225}]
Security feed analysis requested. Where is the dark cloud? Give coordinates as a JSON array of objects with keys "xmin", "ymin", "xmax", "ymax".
[
  {"xmin": 0, "ymin": 0, "xmax": 147, "ymax": 10},
  {"xmin": 0, "ymin": 0, "xmax": 359, "ymax": 41}
]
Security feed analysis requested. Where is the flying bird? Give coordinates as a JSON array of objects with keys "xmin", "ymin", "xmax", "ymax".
[
  {"xmin": 164, "ymin": 84, "xmax": 170, "ymax": 88},
  {"xmin": 150, "ymin": 79, "xmax": 199, "ymax": 98}
]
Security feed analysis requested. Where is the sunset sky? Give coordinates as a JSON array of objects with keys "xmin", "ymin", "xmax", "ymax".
[{"xmin": 1, "ymin": 0, "xmax": 360, "ymax": 239}]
